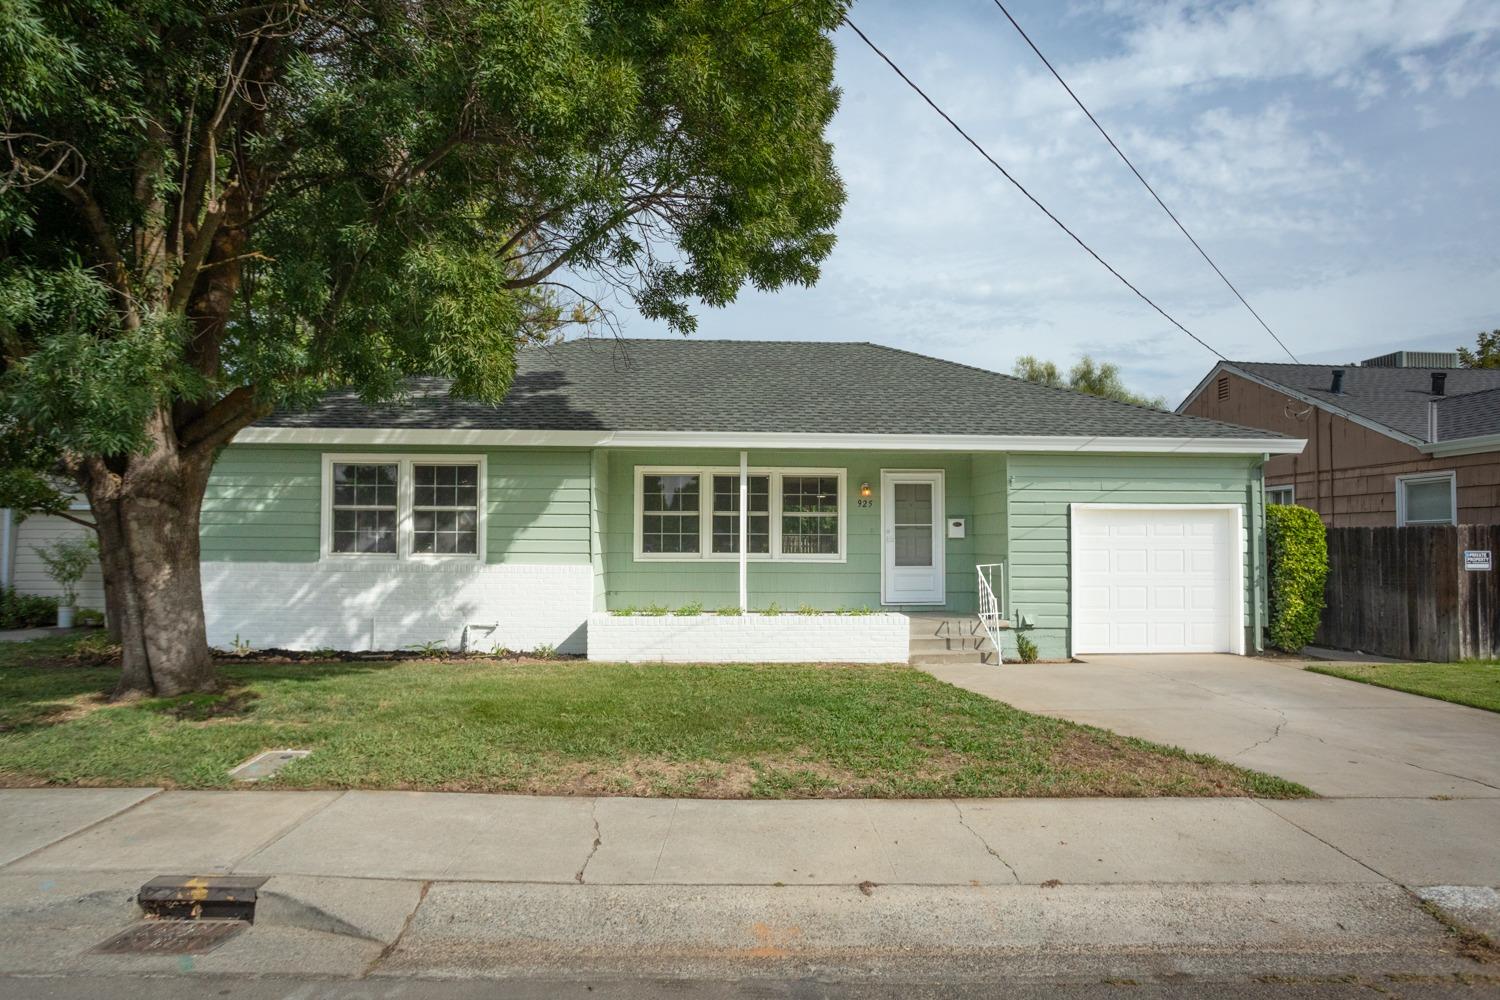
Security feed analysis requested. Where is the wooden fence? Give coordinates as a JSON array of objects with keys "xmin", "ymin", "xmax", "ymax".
[{"xmin": 1316, "ymin": 524, "xmax": 1498, "ymax": 661}]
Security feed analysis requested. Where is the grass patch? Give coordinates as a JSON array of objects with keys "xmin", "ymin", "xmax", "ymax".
[
  {"xmin": 1307, "ymin": 660, "xmax": 1500, "ymax": 713},
  {"xmin": 0, "ymin": 635, "xmax": 1308, "ymax": 798}
]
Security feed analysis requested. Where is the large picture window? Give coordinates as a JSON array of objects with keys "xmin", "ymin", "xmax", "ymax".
[
  {"xmin": 635, "ymin": 467, "xmax": 843, "ymax": 562},
  {"xmin": 322, "ymin": 455, "xmax": 486, "ymax": 559}
]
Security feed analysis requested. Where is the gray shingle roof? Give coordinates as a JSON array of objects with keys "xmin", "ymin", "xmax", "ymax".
[
  {"xmin": 1227, "ymin": 362, "xmax": 1500, "ymax": 443},
  {"xmin": 1436, "ymin": 385, "xmax": 1500, "ymax": 441},
  {"xmin": 260, "ymin": 339, "xmax": 1287, "ymax": 440}
]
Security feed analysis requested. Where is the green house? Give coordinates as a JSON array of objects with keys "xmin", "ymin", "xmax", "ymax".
[{"xmin": 207, "ymin": 340, "xmax": 1303, "ymax": 662}]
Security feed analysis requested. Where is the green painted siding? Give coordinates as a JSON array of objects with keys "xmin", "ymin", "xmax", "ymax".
[
  {"xmin": 1005, "ymin": 453, "xmax": 1265, "ymax": 659},
  {"xmin": 601, "ymin": 449, "xmax": 982, "ymax": 613},
  {"xmin": 590, "ymin": 449, "xmax": 610, "ymax": 610},
  {"xmin": 202, "ymin": 445, "xmax": 592, "ymax": 564}
]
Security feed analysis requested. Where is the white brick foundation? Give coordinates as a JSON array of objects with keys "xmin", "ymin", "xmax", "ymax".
[
  {"xmin": 202, "ymin": 561, "xmax": 592, "ymax": 654},
  {"xmin": 586, "ymin": 612, "xmax": 909, "ymax": 663}
]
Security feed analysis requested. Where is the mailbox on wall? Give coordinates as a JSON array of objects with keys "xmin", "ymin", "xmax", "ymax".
[{"xmin": 947, "ymin": 517, "xmax": 966, "ymax": 539}]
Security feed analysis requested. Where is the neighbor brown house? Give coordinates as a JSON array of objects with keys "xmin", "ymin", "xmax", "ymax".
[{"xmin": 1179, "ymin": 351, "xmax": 1500, "ymax": 527}]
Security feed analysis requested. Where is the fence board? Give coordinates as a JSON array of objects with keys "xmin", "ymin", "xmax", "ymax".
[{"xmin": 1316, "ymin": 525, "xmax": 1497, "ymax": 661}]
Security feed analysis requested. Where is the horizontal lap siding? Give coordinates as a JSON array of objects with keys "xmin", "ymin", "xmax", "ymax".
[
  {"xmin": 204, "ymin": 445, "xmax": 592, "ymax": 564},
  {"xmin": 602, "ymin": 449, "xmax": 978, "ymax": 613},
  {"xmin": 1007, "ymin": 454, "xmax": 1261, "ymax": 659}
]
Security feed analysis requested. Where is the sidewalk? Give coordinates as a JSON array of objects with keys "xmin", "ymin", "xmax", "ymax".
[{"xmin": 2, "ymin": 788, "xmax": 1498, "ymax": 984}]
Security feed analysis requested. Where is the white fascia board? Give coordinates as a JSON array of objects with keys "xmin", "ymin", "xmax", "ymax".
[
  {"xmin": 1422, "ymin": 433, "xmax": 1500, "ymax": 458},
  {"xmin": 233, "ymin": 425, "xmax": 1304, "ymax": 456},
  {"xmin": 1187, "ymin": 362, "xmax": 1429, "ymax": 448}
]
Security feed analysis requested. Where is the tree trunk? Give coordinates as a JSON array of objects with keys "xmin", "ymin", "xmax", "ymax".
[{"xmin": 82, "ymin": 418, "xmax": 219, "ymax": 699}]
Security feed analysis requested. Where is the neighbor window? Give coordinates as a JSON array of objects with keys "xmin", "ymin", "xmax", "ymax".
[
  {"xmin": 1396, "ymin": 472, "xmax": 1456, "ymax": 527},
  {"xmin": 1266, "ymin": 485, "xmax": 1295, "ymax": 506},
  {"xmin": 324, "ymin": 455, "xmax": 485, "ymax": 559},
  {"xmin": 635, "ymin": 467, "xmax": 844, "ymax": 561}
]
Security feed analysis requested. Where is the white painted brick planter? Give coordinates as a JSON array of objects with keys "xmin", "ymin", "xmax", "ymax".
[
  {"xmin": 587, "ymin": 612, "xmax": 909, "ymax": 663},
  {"xmin": 203, "ymin": 561, "xmax": 592, "ymax": 654}
]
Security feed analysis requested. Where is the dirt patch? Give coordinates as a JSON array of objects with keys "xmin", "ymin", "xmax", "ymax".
[
  {"xmin": 1048, "ymin": 729, "xmax": 1252, "ymax": 797},
  {"xmin": 160, "ymin": 689, "xmax": 260, "ymax": 723}
]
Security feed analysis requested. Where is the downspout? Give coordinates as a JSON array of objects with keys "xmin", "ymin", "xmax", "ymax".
[
  {"xmin": 1253, "ymin": 457, "xmax": 1267, "ymax": 653},
  {"xmin": 738, "ymin": 451, "xmax": 748, "ymax": 612}
]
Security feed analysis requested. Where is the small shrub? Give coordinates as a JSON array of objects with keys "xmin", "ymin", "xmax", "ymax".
[
  {"xmin": 641, "ymin": 603, "xmax": 669, "ymax": 617},
  {"xmin": 674, "ymin": 601, "xmax": 704, "ymax": 617},
  {"xmin": 1015, "ymin": 633, "xmax": 1039, "ymax": 663},
  {"xmin": 761, "ymin": 602, "xmax": 782, "ymax": 617},
  {"xmin": 0, "ymin": 587, "xmax": 59, "ymax": 629},
  {"xmin": 843, "ymin": 605, "xmax": 873, "ymax": 616},
  {"xmin": 1266, "ymin": 504, "xmax": 1328, "ymax": 652},
  {"xmin": 796, "ymin": 603, "xmax": 820, "ymax": 616},
  {"xmin": 75, "ymin": 607, "xmax": 105, "ymax": 627},
  {"xmin": 33, "ymin": 537, "xmax": 96, "ymax": 607},
  {"xmin": 610, "ymin": 606, "xmax": 636, "ymax": 617},
  {"xmin": 230, "ymin": 634, "xmax": 254, "ymax": 657},
  {"xmin": 406, "ymin": 640, "xmax": 450, "ymax": 657},
  {"xmin": 533, "ymin": 643, "xmax": 557, "ymax": 660},
  {"xmin": 716, "ymin": 605, "xmax": 743, "ymax": 616}
]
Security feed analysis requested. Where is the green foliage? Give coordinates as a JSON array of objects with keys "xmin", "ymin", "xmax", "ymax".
[
  {"xmin": 0, "ymin": 587, "xmax": 58, "ymax": 629},
  {"xmin": 1013, "ymin": 354, "xmax": 1166, "ymax": 409},
  {"xmin": 839, "ymin": 605, "xmax": 873, "ymax": 616},
  {"xmin": 532, "ymin": 643, "xmax": 557, "ymax": 660},
  {"xmin": 610, "ymin": 606, "xmax": 636, "ymax": 617},
  {"xmin": 760, "ymin": 602, "xmax": 782, "ymax": 617},
  {"xmin": 715, "ymin": 605, "xmax": 743, "ymax": 616},
  {"xmin": 1015, "ymin": 633, "xmax": 1039, "ymax": 663},
  {"xmin": 674, "ymin": 601, "xmax": 704, "ymax": 617},
  {"xmin": 74, "ymin": 607, "xmax": 105, "ymax": 627},
  {"xmin": 641, "ymin": 603, "xmax": 669, "ymax": 617},
  {"xmin": 405, "ymin": 640, "xmax": 451, "ymax": 657},
  {"xmin": 1458, "ymin": 330, "xmax": 1500, "ymax": 369},
  {"xmin": 796, "ymin": 603, "xmax": 820, "ymax": 616},
  {"xmin": 31, "ymin": 536, "xmax": 96, "ymax": 606},
  {"xmin": 1265, "ymin": 504, "xmax": 1329, "ymax": 652}
]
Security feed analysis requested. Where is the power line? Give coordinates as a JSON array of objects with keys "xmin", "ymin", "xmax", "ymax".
[
  {"xmin": 841, "ymin": 17, "xmax": 1228, "ymax": 363},
  {"xmin": 987, "ymin": 0, "xmax": 1298, "ymax": 363}
]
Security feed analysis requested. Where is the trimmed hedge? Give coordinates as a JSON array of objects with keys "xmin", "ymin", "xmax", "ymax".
[
  {"xmin": 0, "ymin": 587, "xmax": 59, "ymax": 629},
  {"xmin": 1265, "ymin": 504, "xmax": 1328, "ymax": 652}
]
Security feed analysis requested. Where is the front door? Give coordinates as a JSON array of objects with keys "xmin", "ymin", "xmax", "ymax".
[{"xmin": 881, "ymin": 471, "xmax": 945, "ymax": 605}]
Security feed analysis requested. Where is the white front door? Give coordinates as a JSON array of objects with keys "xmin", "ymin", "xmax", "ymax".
[{"xmin": 881, "ymin": 471, "xmax": 945, "ymax": 605}]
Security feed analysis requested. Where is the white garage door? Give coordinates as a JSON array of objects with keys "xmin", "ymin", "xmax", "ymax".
[{"xmin": 1071, "ymin": 506, "xmax": 1241, "ymax": 654}]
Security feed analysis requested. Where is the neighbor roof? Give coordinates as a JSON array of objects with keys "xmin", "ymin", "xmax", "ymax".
[
  {"xmin": 257, "ymin": 339, "xmax": 1285, "ymax": 441},
  {"xmin": 1211, "ymin": 362, "xmax": 1500, "ymax": 443}
]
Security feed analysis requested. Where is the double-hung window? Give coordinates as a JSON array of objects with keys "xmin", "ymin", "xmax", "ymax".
[
  {"xmin": 1265, "ymin": 485, "xmax": 1295, "ymax": 506},
  {"xmin": 1395, "ymin": 471, "xmax": 1456, "ymax": 527},
  {"xmin": 636, "ymin": 467, "xmax": 843, "ymax": 562},
  {"xmin": 323, "ymin": 455, "xmax": 486, "ymax": 559}
]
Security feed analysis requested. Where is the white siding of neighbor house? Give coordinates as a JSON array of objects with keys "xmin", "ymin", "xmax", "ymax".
[
  {"xmin": 9, "ymin": 514, "xmax": 105, "ymax": 609},
  {"xmin": 202, "ymin": 561, "xmax": 592, "ymax": 654},
  {"xmin": 586, "ymin": 612, "xmax": 909, "ymax": 663}
]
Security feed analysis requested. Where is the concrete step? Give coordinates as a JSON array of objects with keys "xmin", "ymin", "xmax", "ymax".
[
  {"xmin": 909, "ymin": 650, "xmax": 997, "ymax": 666},
  {"xmin": 910, "ymin": 635, "xmax": 993, "ymax": 653}
]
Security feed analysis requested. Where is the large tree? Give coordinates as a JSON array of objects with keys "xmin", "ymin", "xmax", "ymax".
[
  {"xmin": 1, "ymin": 0, "xmax": 846, "ymax": 697},
  {"xmin": 1012, "ymin": 354, "xmax": 1165, "ymax": 409},
  {"xmin": 1458, "ymin": 329, "xmax": 1500, "ymax": 369}
]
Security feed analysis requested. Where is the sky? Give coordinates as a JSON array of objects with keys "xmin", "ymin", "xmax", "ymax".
[{"xmin": 626, "ymin": 0, "xmax": 1500, "ymax": 407}]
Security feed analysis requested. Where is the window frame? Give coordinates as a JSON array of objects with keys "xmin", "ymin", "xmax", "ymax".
[
  {"xmin": 633, "ymin": 465, "xmax": 846, "ymax": 564},
  {"xmin": 1395, "ymin": 470, "xmax": 1457, "ymax": 527},
  {"xmin": 1265, "ymin": 484, "xmax": 1295, "ymax": 506},
  {"xmin": 320, "ymin": 453, "xmax": 487, "ymax": 562}
]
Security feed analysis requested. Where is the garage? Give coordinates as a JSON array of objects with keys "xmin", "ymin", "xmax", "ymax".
[{"xmin": 1070, "ymin": 504, "xmax": 1243, "ymax": 655}]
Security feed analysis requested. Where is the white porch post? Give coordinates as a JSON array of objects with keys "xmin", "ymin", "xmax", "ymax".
[{"xmin": 738, "ymin": 450, "xmax": 748, "ymax": 612}]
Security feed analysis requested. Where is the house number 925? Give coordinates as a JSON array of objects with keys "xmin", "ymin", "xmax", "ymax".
[{"xmin": 857, "ymin": 498, "xmax": 874, "ymax": 508}]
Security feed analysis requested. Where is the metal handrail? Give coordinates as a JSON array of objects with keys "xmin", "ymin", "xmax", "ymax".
[{"xmin": 975, "ymin": 562, "xmax": 1005, "ymax": 665}]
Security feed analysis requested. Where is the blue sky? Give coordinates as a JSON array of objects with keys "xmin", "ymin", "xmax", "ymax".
[{"xmin": 629, "ymin": 0, "xmax": 1500, "ymax": 406}]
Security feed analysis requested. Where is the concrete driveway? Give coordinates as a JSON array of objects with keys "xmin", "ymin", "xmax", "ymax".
[{"xmin": 923, "ymin": 654, "xmax": 1500, "ymax": 798}]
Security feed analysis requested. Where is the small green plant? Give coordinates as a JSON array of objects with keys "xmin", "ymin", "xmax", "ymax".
[
  {"xmin": 761, "ymin": 602, "xmax": 782, "ymax": 616},
  {"xmin": 490, "ymin": 643, "xmax": 510, "ymax": 657},
  {"xmin": 69, "ymin": 631, "xmax": 122, "ymax": 666},
  {"xmin": 842, "ymin": 605, "xmax": 873, "ymax": 616},
  {"xmin": 641, "ymin": 603, "xmax": 669, "ymax": 616},
  {"xmin": 75, "ymin": 607, "xmax": 106, "ymax": 627},
  {"xmin": 610, "ymin": 606, "xmax": 636, "ymax": 617},
  {"xmin": 674, "ymin": 601, "xmax": 704, "ymax": 616},
  {"xmin": 796, "ymin": 603, "xmax": 820, "ymax": 616},
  {"xmin": 406, "ymin": 640, "xmax": 451, "ymax": 656},
  {"xmin": 33, "ymin": 536, "xmax": 96, "ymax": 608},
  {"xmin": 309, "ymin": 646, "xmax": 340, "ymax": 659},
  {"xmin": 716, "ymin": 605, "xmax": 743, "ymax": 616},
  {"xmin": 230, "ymin": 634, "xmax": 254, "ymax": 657},
  {"xmin": 1266, "ymin": 504, "xmax": 1329, "ymax": 652},
  {"xmin": 1015, "ymin": 633, "xmax": 1039, "ymax": 663},
  {"xmin": 0, "ymin": 588, "xmax": 58, "ymax": 629},
  {"xmin": 533, "ymin": 643, "xmax": 557, "ymax": 660}
]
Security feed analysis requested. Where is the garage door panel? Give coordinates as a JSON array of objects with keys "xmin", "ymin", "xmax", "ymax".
[{"xmin": 1072, "ymin": 507, "xmax": 1239, "ymax": 654}]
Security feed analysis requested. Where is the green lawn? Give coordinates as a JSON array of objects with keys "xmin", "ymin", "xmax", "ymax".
[
  {"xmin": 1307, "ymin": 660, "xmax": 1500, "ymax": 713},
  {"xmin": 0, "ymin": 635, "xmax": 1307, "ymax": 798}
]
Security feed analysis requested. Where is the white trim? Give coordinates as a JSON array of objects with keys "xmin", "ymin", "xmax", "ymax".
[
  {"xmin": 738, "ymin": 451, "xmax": 748, "ymax": 611},
  {"xmin": 1265, "ymin": 483, "xmax": 1296, "ymax": 506},
  {"xmin": 1068, "ymin": 503, "xmax": 1246, "ymax": 656},
  {"xmin": 632, "ymin": 465, "xmax": 846, "ymax": 564},
  {"xmin": 1395, "ymin": 470, "xmax": 1458, "ymax": 527},
  {"xmin": 879, "ymin": 469, "xmax": 946, "ymax": 606},
  {"xmin": 1179, "ymin": 362, "xmax": 1423, "ymax": 448},
  {"xmin": 235, "ymin": 425, "xmax": 1303, "ymax": 455},
  {"xmin": 1423, "ymin": 432, "xmax": 1500, "ymax": 458},
  {"xmin": 320, "ymin": 453, "xmax": 488, "ymax": 562}
]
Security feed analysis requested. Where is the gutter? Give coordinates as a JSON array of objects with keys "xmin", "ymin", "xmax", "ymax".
[
  {"xmin": 1422, "ymin": 432, "xmax": 1500, "ymax": 458},
  {"xmin": 232, "ymin": 427, "xmax": 1307, "ymax": 457}
]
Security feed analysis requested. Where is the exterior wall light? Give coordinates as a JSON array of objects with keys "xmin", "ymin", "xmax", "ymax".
[{"xmin": 860, "ymin": 482, "xmax": 872, "ymax": 498}]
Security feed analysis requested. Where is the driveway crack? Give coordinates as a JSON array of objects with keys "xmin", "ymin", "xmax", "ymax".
[
  {"xmin": 951, "ymin": 800, "xmax": 1021, "ymax": 884},
  {"xmin": 574, "ymin": 799, "xmax": 602, "ymax": 884},
  {"xmin": 1236, "ymin": 707, "xmax": 1289, "ymax": 756}
]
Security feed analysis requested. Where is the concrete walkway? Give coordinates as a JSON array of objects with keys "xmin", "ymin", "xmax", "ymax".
[
  {"xmin": 0, "ymin": 787, "xmax": 1497, "ymax": 985},
  {"xmin": 922, "ymin": 654, "xmax": 1500, "ymax": 798}
]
